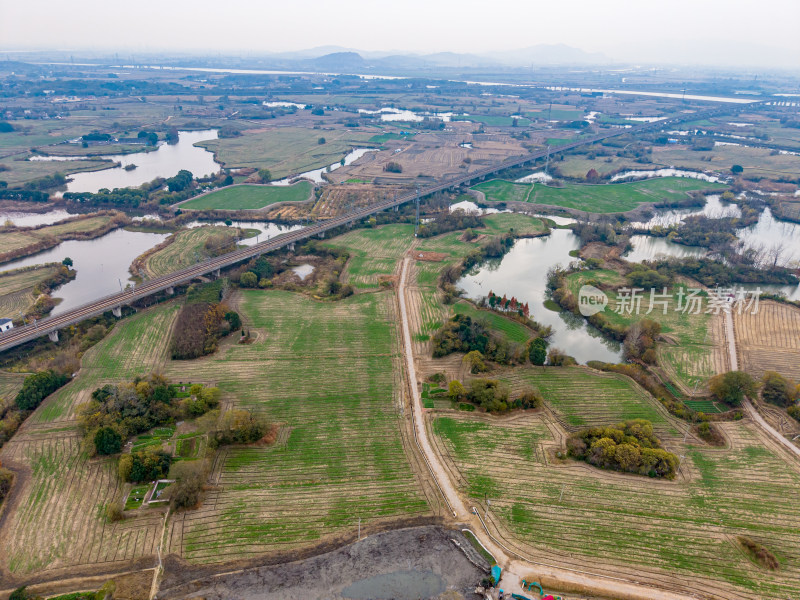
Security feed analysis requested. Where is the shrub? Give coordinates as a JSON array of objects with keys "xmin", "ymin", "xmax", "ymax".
[
  {"xmin": 0, "ymin": 467, "xmax": 13, "ymax": 502},
  {"xmin": 209, "ymin": 409, "xmax": 270, "ymax": 447},
  {"xmin": 788, "ymin": 404, "xmax": 800, "ymax": 422},
  {"xmin": 384, "ymin": 161, "xmax": 403, "ymax": 173},
  {"xmin": 547, "ymin": 347, "xmax": 576, "ymax": 366},
  {"xmin": 528, "ymin": 337, "xmax": 548, "ymax": 366},
  {"xmin": 224, "ymin": 311, "xmax": 241, "ymax": 330},
  {"xmin": 466, "ymin": 378, "xmax": 510, "ymax": 412},
  {"xmin": 239, "ymin": 271, "xmax": 258, "ymax": 288},
  {"xmin": 737, "ymin": 536, "xmax": 778, "ymax": 570},
  {"xmin": 106, "ymin": 500, "xmax": 124, "ymax": 522},
  {"xmin": 761, "ymin": 371, "xmax": 795, "ymax": 407},
  {"xmin": 14, "ymin": 370, "xmax": 69, "ymax": 411}
]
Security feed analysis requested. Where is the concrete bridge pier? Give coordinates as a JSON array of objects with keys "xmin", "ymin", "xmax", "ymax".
[
  {"xmin": 318, "ymin": 232, "xmax": 325, "ymax": 239},
  {"xmin": 288, "ymin": 242, "xmax": 295, "ymax": 252},
  {"xmin": 213, "ymin": 269, "xmax": 221, "ymax": 278},
  {"xmin": 48, "ymin": 330, "xmax": 59, "ymax": 343},
  {"xmin": 166, "ymin": 286, "xmax": 174, "ymax": 295},
  {"xmin": 112, "ymin": 306, "xmax": 122, "ymax": 318}
]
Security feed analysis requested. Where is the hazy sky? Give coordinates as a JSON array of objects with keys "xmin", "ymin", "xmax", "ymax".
[{"xmin": 1, "ymin": 0, "xmax": 799, "ymax": 65}]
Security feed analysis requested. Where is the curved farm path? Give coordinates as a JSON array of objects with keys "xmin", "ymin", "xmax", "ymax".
[
  {"xmin": 396, "ymin": 257, "xmax": 698, "ymax": 600},
  {"xmin": 724, "ymin": 310, "xmax": 800, "ymax": 461}
]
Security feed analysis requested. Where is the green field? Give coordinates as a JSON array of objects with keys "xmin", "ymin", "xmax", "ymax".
[
  {"xmin": 324, "ymin": 224, "xmax": 415, "ymax": 288},
  {"xmin": 433, "ymin": 404, "xmax": 800, "ymax": 598},
  {"xmin": 178, "ymin": 181, "xmax": 312, "ymax": 210},
  {"xmin": 473, "ymin": 176, "xmax": 726, "ymax": 213},
  {"xmin": 501, "ymin": 366, "xmax": 675, "ymax": 433},
  {"xmin": 163, "ymin": 290, "xmax": 431, "ymax": 561}
]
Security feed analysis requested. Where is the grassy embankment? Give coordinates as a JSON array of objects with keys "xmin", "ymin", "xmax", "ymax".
[{"xmin": 473, "ymin": 176, "xmax": 726, "ymax": 213}]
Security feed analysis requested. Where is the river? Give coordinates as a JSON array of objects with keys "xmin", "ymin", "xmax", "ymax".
[{"xmin": 51, "ymin": 130, "xmax": 221, "ymax": 194}]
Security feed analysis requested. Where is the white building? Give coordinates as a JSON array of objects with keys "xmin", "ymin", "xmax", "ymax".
[{"xmin": 0, "ymin": 318, "xmax": 13, "ymax": 333}]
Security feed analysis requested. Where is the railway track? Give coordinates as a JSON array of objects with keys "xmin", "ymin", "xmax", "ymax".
[{"xmin": 0, "ymin": 105, "xmax": 733, "ymax": 353}]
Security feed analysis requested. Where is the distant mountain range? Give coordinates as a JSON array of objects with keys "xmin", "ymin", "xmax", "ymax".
[{"xmin": 267, "ymin": 44, "xmax": 613, "ymax": 72}]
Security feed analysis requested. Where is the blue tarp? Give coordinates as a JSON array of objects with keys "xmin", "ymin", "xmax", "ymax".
[{"xmin": 491, "ymin": 564, "xmax": 502, "ymax": 584}]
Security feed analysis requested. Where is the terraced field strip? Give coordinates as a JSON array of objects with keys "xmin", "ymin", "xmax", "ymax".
[
  {"xmin": 431, "ymin": 409, "xmax": 800, "ymax": 599},
  {"xmin": 137, "ymin": 226, "xmax": 243, "ymax": 279},
  {"xmin": 177, "ymin": 181, "xmax": 313, "ymax": 211},
  {"xmin": 164, "ymin": 290, "xmax": 431, "ymax": 562},
  {"xmin": 474, "ymin": 177, "xmax": 726, "ymax": 213},
  {"xmin": 324, "ymin": 223, "xmax": 415, "ymax": 288},
  {"xmin": 734, "ymin": 300, "xmax": 800, "ymax": 380},
  {"xmin": 0, "ymin": 370, "xmax": 26, "ymax": 402},
  {"xmin": 0, "ymin": 433, "xmax": 163, "ymax": 576},
  {"xmin": 0, "ymin": 264, "xmax": 61, "ymax": 317}
]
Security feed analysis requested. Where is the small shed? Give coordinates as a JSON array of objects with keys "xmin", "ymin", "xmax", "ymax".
[{"xmin": 0, "ymin": 318, "xmax": 13, "ymax": 333}]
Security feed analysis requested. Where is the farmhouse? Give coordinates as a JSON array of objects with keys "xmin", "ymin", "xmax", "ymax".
[{"xmin": 0, "ymin": 318, "xmax": 13, "ymax": 333}]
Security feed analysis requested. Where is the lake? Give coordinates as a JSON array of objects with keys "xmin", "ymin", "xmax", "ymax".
[{"xmin": 457, "ymin": 230, "xmax": 622, "ymax": 364}]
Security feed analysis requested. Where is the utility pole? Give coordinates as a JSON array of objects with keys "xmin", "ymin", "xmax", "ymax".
[{"xmin": 414, "ymin": 185, "xmax": 421, "ymax": 236}]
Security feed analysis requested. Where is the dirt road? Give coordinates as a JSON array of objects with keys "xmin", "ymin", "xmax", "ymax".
[{"xmin": 396, "ymin": 257, "xmax": 701, "ymax": 600}]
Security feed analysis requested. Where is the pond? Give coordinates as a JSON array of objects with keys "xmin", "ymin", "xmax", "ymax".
[
  {"xmin": 457, "ymin": 230, "xmax": 622, "ymax": 364},
  {"xmin": 341, "ymin": 569, "xmax": 446, "ymax": 600},
  {"xmin": 57, "ymin": 130, "xmax": 220, "ymax": 194},
  {"xmin": 292, "ymin": 264, "xmax": 315, "ymax": 280},
  {"xmin": 624, "ymin": 235, "xmax": 707, "ymax": 262}
]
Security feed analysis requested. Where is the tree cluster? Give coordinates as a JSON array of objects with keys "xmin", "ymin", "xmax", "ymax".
[
  {"xmin": 709, "ymin": 371, "xmax": 756, "ymax": 407},
  {"xmin": 487, "ymin": 290, "xmax": 530, "ymax": 318},
  {"xmin": 449, "ymin": 378, "xmax": 542, "ymax": 413},
  {"xmin": 431, "ymin": 314, "xmax": 527, "ymax": 365},
  {"xmin": 118, "ymin": 449, "xmax": 171, "ymax": 482},
  {"xmin": 567, "ymin": 419, "xmax": 679, "ymax": 479},
  {"xmin": 14, "ymin": 370, "xmax": 69, "ymax": 411},
  {"xmin": 77, "ymin": 374, "xmax": 184, "ymax": 454},
  {"xmin": 170, "ymin": 302, "xmax": 239, "ymax": 359},
  {"xmin": 416, "ymin": 211, "xmax": 483, "ymax": 238}
]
